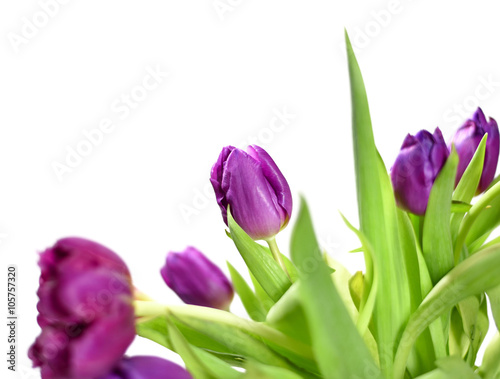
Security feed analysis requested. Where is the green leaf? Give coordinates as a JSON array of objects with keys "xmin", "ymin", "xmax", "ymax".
[
  {"xmin": 192, "ymin": 348, "xmax": 243, "ymax": 379},
  {"xmin": 324, "ymin": 254, "xmax": 361, "ymax": 321},
  {"xmin": 227, "ymin": 262, "xmax": 267, "ymax": 322},
  {"xmin": 449, "ymin": 307, "xmax": 470, "ymax": 359},
  {"xmin": 414, "ymin": 356, "xmax": 481, "ymax": 379},
  {"xmin": 346, "ymin": 30, "xmax": 410, "ymax": 376},
  {"xmin": 398, "ymin": 209, "xmax": 440, "ymax": 376},
  {"xmin": 477, "ymin": 333, "xmax": 500, "ymax": 379},
  {"xmin": 166, "ymin": 316, "xmax": 218, "ymax": 379},
  {"xmin": 265, "ymin": 282, "xmax": 311, "ymax": 345},
  {"xmin": 136, "ymin": 316, "xmax": 244, "ymax": 366},
  {"xmin": 166, "ymin": 304, "xmax": 317, "ymax": 375},
  {"xmin": 249, "ymin": 271, "xmax": 274, "ymax": 312},
  {"xmin": 465, "ymin": 294, "xmax": 489, "ymax": 365},
  {"xmin": 136, "ymin": 316, "xmax": 172, "ymax": 350},
  {"xmin": 349, "ymin": 246, "xmax": 364, "ymax": 253},
  {"xmin": 457, "ymin": 296, "xmax": 481, "ymax": 354},
  {"xmin": 398, "ymin": 210, "xmax": 423, "ymax": 313},
  {"xmin": 477, "ymin": 235, "xmax": 500, "ymax": 252},
  {"xmin": 393, "ymin": 243, "xmax": 500, "ymax": 378},
  {"xmin": 486, "ymin": 285, "xmax": 500, "ymax": 330},
  {"xmin": 452, "ymin": 136, "xmax": 486, "ymax": 206},
  {"xmin": 457, "ymin": 181, "xmax": 500, "ymax": 260},
  {"xmin": 451, "ymin": 201, "xmax": 473, "ymax": 213},
  {"xmin": 339, "ymin": 213, "xmax": 378, "ymax": 337},
  {"xmin": 348, "ymin": 271, "xmax": 364, "ymax": 310},
  {"xmin": 413, "ymin": 228, "xmax": 447, "ymax": 364},
  {"xmin": 450, "ymin": 135, "xmax": 486, "ymax": 255},
  {"xmin": 290, "ymin": 196, "xmax": 382, "ymax": 379},
  {"xmin": 164, "ymin": 318, "xmax": 245, "ymax": 379},
  {"xmin": 422, "ymin": 148, "xmax": 459, "ymax": 284},
  {"xmin": 228, "ymin": 210, "xmax": 291, "ymax": 302},
  {"xmin": 168, "ymin": 307, "xmax": 295, "ymax": 370},
  {"xmin": 243, "ymin": 361, "xmax": 304, "ymax": 379},
  {"xmin": 450, "ymin": 294, "xmax": 490, "ymax": 366},
  {"xmin": 261, "ymin": 243, "xmax": 300, "ymax": 282},
  {"xmin": 324, "ymin": 254, "xmax": 380, "ymax": 365}
]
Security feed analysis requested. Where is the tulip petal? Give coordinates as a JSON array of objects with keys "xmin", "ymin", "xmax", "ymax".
[
  {"xmin": 247, "ymin": 145, "xmax": 292, "ymax": 227},
  {"xmin": 222, "ymin": 149, "xmax": 283, "ymax": 240},
  {"xmin": 430, "ymin": 128, "xmax": 449, "ymax": 179},
  {"xmin": 161, "ymin": 247, "xmax": 233, "ymax": 310},
  {"xmin": 473, "ymin": 107, "xmax": 488, "ymax": 126},
  {"xmin": 452, "ymin": 108, "xmax": 499, "ymax": 192},
  {"xmin": 30, "ymin": 238, "xmax": 136, "ymax": 379},
  {"xmin": 481, "ymin": 116, "xmax": 499, "ymax": 192},
  {"xmin": 58, "ymin": 269, "xmax": 131, "ymax": 320},
  {"xmin": 391, "ymin": 129, "xmax": 449, "ymax": 215},
  {"xmin": 70, "ymin": 299, "xmax": 136, "ymax": 378},
  {"xmin": 102, "ymin": 356, "xmax": 193, "ymax": 379},
  {"xmin": 210, "ymin": 146, "xmax": 235, "ymax": 225},
  {"xmin": 29, "ymin": 326, "xmax": 70, "ymax": 378},
  {"xmin": 452, "ymin": 120, "xmax": 484, "ymax": 185}
]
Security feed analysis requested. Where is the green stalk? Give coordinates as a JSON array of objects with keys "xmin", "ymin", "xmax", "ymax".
[{"xmin": 266, "ymin": 237, "xmax": 291, "ymax": 279}]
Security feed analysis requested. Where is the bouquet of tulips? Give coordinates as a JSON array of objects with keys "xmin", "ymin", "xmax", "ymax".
[{"xmin": 29, "ymin": 33, "xmax": 500, "ymax": 379}]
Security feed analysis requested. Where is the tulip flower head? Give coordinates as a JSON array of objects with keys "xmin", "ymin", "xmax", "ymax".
[
  {"xmin": 210, "ymin": 145, "xmax": 293, "ymax": 241},
  {"xmin": 391, "ymin": 128, "xmax": 449, "ymax": 215},
  {"xmin": 161, "ymin": 247, "xmax": 234, "ymax": 310},
  {"xmin": 29, "ymin": 238, "xmax": 136, "ymax": 379},
  {"xmin": 451, "ymin": 107, "xmax": 499, "ymax": 193},
  {"xmin": 101, "ymin": 356, "xmax": 193, "ymax": 379}
]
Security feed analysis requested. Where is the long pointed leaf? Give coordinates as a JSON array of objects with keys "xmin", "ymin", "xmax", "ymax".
[
  {"xmin": 166, "ymin": 316, "xmax": 218, "ymax": 379},
  {"xmin": 227, "ymin": 262, "xmax": 267, "ymax": 322},
  {"xmin": 346, "ymin": 30, "xmax": 410, "ymax": 377},
  {"xmin": 451, "ymin": 135, "xmax": 487, "ymax": 242},
  {"xmin": 228, "ymin": 210, "xmax": 291, "ymax": 302},
  {"xmin": 422, "ymin": 148, "xmax": 458, "ymax": 283},
  {"xmin": 290, "ymin": 196, "xmax": 382, "ymax": 379}
]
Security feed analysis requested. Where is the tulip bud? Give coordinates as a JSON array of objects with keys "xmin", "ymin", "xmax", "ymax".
[
  {"xmin": 210, "ymin": 145, "xmax": 293, "ymax": 240},
  {"xmin": 391, "ymin": 128, "xmax": 449, "ymax": 215},
  {"xmin": 160, "ymin": 247, "xmax": 234, "ymax": 310},
  {"xmin": 451, "ymin": 107, "xmax": 499, "ymax": 192},
  {"xmin": 29, "ymin": 238, "xmax": 136, "ymax": 379},
  {"xmin": 101, "ymin": 356, "xmax": 193, "ymax": 379}
]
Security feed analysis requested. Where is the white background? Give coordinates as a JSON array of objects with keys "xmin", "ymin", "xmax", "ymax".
[{"xmin": 1, "ymin": 1, "xmax": 500, "ymax": 377}]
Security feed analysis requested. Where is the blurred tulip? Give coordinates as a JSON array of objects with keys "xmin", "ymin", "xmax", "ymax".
[
  {"xmin": 391, "ymin": 128, "xmax": 449, "ymax": 215},
  {"xmin": 210, "ymin": 145, "xmax": 292, "ymax": 240},
  {"xmin": 161, "ymin": 247, "xmax": 234, "ymax": 310},
  {"xmin": 451, "ymin": 107, "xmax": 499, "ymax": 192},
  {"xmin": 29, "ymin": 238, "xmax": 136, "ymax": 379},
  {"xmin": 101, "ymin": 356, "xmax": 193, "ymax": 379}
]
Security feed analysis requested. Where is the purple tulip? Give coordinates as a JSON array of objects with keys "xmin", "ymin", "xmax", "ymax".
[
  {"xmin": 100, "ymin": 356, "xmax": 193, "ymax": 379},
  {"xmin": 210, "ymin": 145, "xmax": 292, "ymax": 240},
  {"xmin": 391, "ymin": 128, "xmax": 449, "ymax": 215},
  {"xmin": 161, "ymin": 247, "xmax": 234, "ymax": 310},
  {"xmin": 451, "ymin": 107, "xmax": 499, "ymax": 192},
  {"xmin": 29, "ymin": 238, "xmax": 136, "ymax": 379}
]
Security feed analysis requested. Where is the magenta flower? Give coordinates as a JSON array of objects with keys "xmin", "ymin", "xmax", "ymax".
[
  {"xmin": 29, "ymin": 238, "xmax": 136, "ymax": 379},
  {"xmin": 101, "ymin": 356, "xmax": 193, "ymax": 379},
  {"xmin": 391, "ymin": 128, "xmax": 449, "ymax": 215},
  {"xmin": 210, "ymin": 145, "xmax": 292, "ymax": 240},
  {"xmin": 451, "ymin": 107, "xmax": 499, "ymax": 192},
  {"xmin": 161, "ymin": 247, "xmax": 234, "ymax": 310}
]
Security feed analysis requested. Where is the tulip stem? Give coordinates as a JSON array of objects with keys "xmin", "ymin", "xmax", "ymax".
[{"xmin": 266, "ymin": 237, "xmax": 291, "ymax": 279}]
